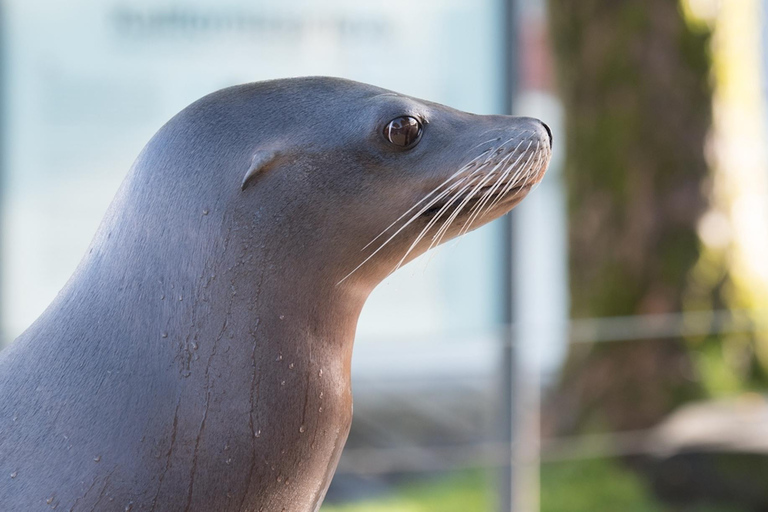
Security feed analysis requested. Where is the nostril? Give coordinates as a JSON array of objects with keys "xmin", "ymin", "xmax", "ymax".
[{"xmin": 541, "ymin": 121, "xmax": 553, "ymax": 149}]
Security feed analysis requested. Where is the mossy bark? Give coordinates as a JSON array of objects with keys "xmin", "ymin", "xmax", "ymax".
[{"xmin": 547, "ymin": 0, "xmax": 712, "ymax": 432}]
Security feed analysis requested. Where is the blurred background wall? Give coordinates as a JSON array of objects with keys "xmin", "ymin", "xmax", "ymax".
[{"xmin": 3, "ymin": 0, "xmax": 768, "ymax": 511}]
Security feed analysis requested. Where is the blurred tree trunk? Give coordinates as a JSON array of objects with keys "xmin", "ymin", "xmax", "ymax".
[{"xmin": 547, "ymin": 0, "xmax": 713, "ymax": 432}]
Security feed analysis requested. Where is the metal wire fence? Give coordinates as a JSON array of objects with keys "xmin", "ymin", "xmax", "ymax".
[{"xmin": 331, "ymin": 309, "xmax": 768, "ymax": 511}]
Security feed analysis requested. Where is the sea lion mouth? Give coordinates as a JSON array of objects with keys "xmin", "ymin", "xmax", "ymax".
[{"xmin": 421, "ymin": 182, "xmax": 531, "ymax": 218}]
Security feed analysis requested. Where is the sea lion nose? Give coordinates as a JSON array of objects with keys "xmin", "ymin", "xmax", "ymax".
[{"xmin": 540, "ymin": 121, "xmax": 553, "ymax": 149}]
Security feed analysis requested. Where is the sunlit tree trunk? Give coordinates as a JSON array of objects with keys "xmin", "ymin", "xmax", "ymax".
[{"xmin": 547, "ymin": 0, "xmax": 713, "ymax": 432}]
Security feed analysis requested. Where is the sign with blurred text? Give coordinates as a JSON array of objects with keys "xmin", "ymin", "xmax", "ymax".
[{"xmin": 1, "ymin": 0, "xmax": 506, "ymax": 359}]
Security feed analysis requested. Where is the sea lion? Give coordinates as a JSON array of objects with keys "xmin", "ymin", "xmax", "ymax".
[{"xmin": 0, "ymin": 77, "xmax": 551, "ymax": 511}]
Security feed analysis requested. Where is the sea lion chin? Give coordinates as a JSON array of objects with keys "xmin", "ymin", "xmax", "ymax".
[{"xmin": 0, "ymin": 77, "xmax": 551, "ymax": 511}]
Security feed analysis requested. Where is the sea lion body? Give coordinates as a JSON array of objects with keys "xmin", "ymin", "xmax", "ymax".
[{"xmin": 0, "ymin": 77, "xmax": 551, "ymax": 511}]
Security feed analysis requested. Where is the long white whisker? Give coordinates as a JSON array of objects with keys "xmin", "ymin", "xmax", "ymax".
[
  {"xmin": 487, "ymin": 141, "xmax": 542, "ymax": 212},
  {"xmin": 425, "ymin": 137, "xmax": 549, "ymax": 270},
  {"xmin": 459, "ymin": 142, "xmax": 531, "ymax": 235},
  {"xmin": 336, "ymin": 184, "xmax": 464, "ymax": 285},
  {"xmin": 422, "ymin": 153, "xmax": 517, "ymax": 265},
  {"xmin": 430, "ymin": 144, "xmax": 542, "ymax": 263},
  {"xmin": 480, "ymin": 153, "xmax": 538, "ymax": 221},
  {"xmin": 390, "ymin": 178, "xmax": 483, "ymax": 273},
  {"xmin": 418, "ymin": 138, "xmax": 534, "ymax": 261},
  {"xmin": 337, "ymin": 166, "xmax": 490, "ymax": 285},
  {"xmin": 488, "ymin": 140, "xmax": 540, "ymax": 202},
  {"xmin": 451, "ymin": 141, "xmax": 532, "ymax": 239},
  {"xmin": 471, "ymin": 137, "xmax": 505, "ymax": 152},
  {"xmin": 360, "ymin": 151, "xmax": 489, "ymax": 251},
  {"xmin": 337, "ymin": 129, "xmax": 550, "ymax": 286},
  {"xmin": 428, "ymin": 161, "xmax": 509, "ymax": 251}
]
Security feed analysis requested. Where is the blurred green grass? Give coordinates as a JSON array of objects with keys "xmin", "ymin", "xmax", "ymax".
[
  {"xmin": 321, "ymin": 470, "xmax": 493, "ymax": 512},
  {"xmin": 321, "ymin": 458, "xmax": 747, "ymax": 512}
]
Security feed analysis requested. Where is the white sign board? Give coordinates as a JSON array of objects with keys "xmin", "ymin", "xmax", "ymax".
[{"xmin": 2, "ymin": 0, "xmax": 505, "ymax": 344}]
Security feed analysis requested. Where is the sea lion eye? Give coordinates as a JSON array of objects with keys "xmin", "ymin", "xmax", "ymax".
[{"xmin": 384, "ymin": 116, "xmax": 423, "ymax": 148}]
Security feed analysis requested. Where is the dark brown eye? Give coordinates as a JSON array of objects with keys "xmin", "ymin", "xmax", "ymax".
[{"xmin": 384, "ymin": 116, "xmax": 423, "ymax": 148}]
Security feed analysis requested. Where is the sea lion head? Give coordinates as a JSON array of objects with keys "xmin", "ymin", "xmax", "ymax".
[{"xmin": 145, "ymin": 77, "xmax": 551, "ymax": 294}]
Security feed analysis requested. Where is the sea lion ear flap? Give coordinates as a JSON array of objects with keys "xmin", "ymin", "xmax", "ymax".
[{"xmin": 241, "ymin": 150, "xmax": 279, "ymax": 191}]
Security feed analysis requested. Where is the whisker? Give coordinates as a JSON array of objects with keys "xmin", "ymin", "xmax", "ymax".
[
  {"xmin": 429, "ymin": 164, "xmax": 506, "ymax": 248},
  {"xmin": 471, "ymin": 137, "xmax": 505, "ymax": 152},
  {"xmin": 448, "ymin": 140, "xmax": 532, "ymax": 240},
  {"xmin": 337, "ymin": 129, "xmax": 550, "ymax": 286},
  {"xmin": 391, "ymin": 178, "xmax": 483, "ymax": 273},
  {"xmin": 337, "ymin": 166, "xmax": 490, "ymax": 285},
  {"xmin": 486, "ymin": 141, "xmax": 542, "ymax": 212},
  {"xmin": 360, "ymin": 152, "xmax": 488, "ymax": 251},
  {"xmin": 425, "ymin": 138, "xmax": 550, "ymax": 271},
  {"xmin": 335, "ymin": 183, "xmax": 465, "ymax": 285},
  {"xmin": 422, "ymin": 138, "xmax": 533, "ymax": 256},
  {"xmin": 459, "ymin": 141, "xmax": 531, "ymax": 235},
  {"xmin": 429, "ymin": 146, "xmax": 531, "ymax": 264}
]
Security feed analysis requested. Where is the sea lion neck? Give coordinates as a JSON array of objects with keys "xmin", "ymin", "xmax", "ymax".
[
  {"xmin": 49, "ymin": 186, "xmax": 368, "ymax": 364},
  {"xmin": 1, "ymin": 194, "xmax": 361, "ymax": 511}
]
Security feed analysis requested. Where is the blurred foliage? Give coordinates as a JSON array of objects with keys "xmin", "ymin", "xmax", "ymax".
[
  {"xmin": 321, "ymin": 471, "xmax": 493, "ymax": 512},
  {"xmin": 543, "ymin": 458, "xmax": 747, "ymax": 512},
  {"xmin": 541, "ymin": 459, "xmax": 665, "ymax": 512},
  {"xmin": 681, "ymin": 0, "xmax": 768, "ymax": 394},
  {"xmin": 547, "ymin": 0, "xmax": 722, "ymax": 433},
  {"xmin": 647, "ymin": 450, "xmax": 768, "ymax": 510},
  {"xmin": 321, "ymin": 461, "xmax": 746, "ymax": 512}
]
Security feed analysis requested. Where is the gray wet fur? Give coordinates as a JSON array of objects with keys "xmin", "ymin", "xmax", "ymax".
[{"xmin": 0, "ymin": 77, "xmax": 551, "ymax": 511}]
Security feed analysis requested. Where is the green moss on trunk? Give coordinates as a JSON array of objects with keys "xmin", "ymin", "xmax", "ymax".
[{"xmin": 548, "ymin": 0, "xmax": 712, "ymax": 432}]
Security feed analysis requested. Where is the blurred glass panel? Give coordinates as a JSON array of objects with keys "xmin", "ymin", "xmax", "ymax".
[
  {"xmin": 1, "ymin": 0, "xmax": 506, "ymax": 344},
  {"xmin": 0, "ymin": 0, "xmax": 507, "ymax": 509}
]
